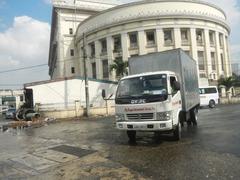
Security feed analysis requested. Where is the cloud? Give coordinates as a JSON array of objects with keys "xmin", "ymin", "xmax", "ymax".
[
  {"xmin": 205, "ymin": 0, "xmax": 240, "ymax": 28},
  {"xmin": 43, "ymin": 0, "xmax": 52, "ymax": 4},
  {"xmin": 0, "ymin": 16, "xmax": 50, "ymax": 86},
  {"xmin": 0, "ymin": 16, "xmax": 50, "ymax": 67}
]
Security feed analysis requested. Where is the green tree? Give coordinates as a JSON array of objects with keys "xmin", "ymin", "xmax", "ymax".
[
  {"xmin": 110, "ymin": 58, "xmax": 128, "ymax": 80},
  {"xmin": 232, "ymin": 73, "xmax": 240, "ymax": 87},
  {"xmin": 218, "ymin": 76, "xmax": 235, "ymax": 91}
]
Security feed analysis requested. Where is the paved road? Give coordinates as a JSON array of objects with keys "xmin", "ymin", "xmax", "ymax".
[
  {"xmin": 0, "ymin": 104, "xmax": 240, "ymax": 179},
  {"xmin": 0, "ymin": 114, "xmax": 13, "ymax": 126}
]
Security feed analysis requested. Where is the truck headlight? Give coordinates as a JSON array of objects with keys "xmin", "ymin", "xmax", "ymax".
[
  {"xmin": 156, "ymin": 111, "xmax": 172, "ymax": 121},
  {"xmin": 116, "ymin": 114, "xmax": 125, "ymax": 122}
]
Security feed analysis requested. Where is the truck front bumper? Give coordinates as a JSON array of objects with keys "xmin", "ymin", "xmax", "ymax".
[{"xmin": 116, "ymin": 121, "xmax": 173, "ymax": 131}]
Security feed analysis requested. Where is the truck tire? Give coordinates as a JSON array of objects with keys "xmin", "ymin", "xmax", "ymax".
[
  {"xmin": 173, "ymin": 122, "xmax": 181, "ymax": 141},
  {"xmin": 190, "ymin": 108, "xmax": 198, "ymax": 126},
  {"xmin": 127, "ymin": 131, "xmax": 136, "ymax": 142},
  {"xmin": 209, "ymin": 100, "xmax": 216, "ymax": 108},
  {"xmin": 187, "ymin": 120, "xmax": 192, "ymax": 126},
  {"xmin": 154, "ymin": 131, "xmax": 161, "ymax": 141}
]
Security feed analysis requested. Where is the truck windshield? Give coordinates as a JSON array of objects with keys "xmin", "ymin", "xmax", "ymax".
[{"xmin": 116, "ymin": 74, "xmax": 168, "ymax": 103}]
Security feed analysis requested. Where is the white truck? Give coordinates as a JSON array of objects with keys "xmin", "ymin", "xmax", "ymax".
[{"xmin": 115, "ymin": 49, "xmax": 200, "ymax": 141}]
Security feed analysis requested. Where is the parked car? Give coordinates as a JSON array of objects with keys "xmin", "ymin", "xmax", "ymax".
[
  {"xmin": 5, "ymin": 108, "xmax": 16, "ymax": 119},
  {"xmin": 1, "ymin": 106, "xmax": 9, "ymax": 115},
  {"xmin": 199, "ymin": 86, "xmax": 219, "ymax": 108}
]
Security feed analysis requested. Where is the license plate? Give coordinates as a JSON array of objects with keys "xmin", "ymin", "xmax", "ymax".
[{"xmin": 134, "ymin": 125, "xmax": 146, "ymax": 129}]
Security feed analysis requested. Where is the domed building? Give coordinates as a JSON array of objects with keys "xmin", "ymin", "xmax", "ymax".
[{"xmin": 75, "ymin": 0, "xmax": 232, "ymax": 86}]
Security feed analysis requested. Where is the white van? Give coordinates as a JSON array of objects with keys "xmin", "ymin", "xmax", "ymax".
[{"xmin": 199, "ymin": 86, "xmax": 219, "ymax": 108}]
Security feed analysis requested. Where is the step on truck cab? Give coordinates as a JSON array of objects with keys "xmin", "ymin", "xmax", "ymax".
[{"xmin": 115, "ymin": 49, "xmax": 200, "ymax": 141}]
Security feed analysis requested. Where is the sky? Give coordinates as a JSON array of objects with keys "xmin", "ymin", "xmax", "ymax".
[{"xmin": 0, "ymin": 0, "xmax": 240, "ymax": 89}]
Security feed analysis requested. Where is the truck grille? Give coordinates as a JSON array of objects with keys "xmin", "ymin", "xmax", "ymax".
[{"xmin": 127, "ymin": 113, "xmax": 154, "ymax": 121}]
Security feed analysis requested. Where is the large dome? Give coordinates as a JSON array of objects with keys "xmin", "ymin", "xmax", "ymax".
[{"xmin": 77, "ymin": 0, "xmax": 229, "ymax": 35}]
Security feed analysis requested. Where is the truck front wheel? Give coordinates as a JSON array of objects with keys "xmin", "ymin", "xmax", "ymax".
[
  {"xmin": 127, "ymin": 131, "xmax": 136, "ymax": 142},
  {"xmin": 173, "ymin": 122, "xmax": 181, "ymax": 141}
]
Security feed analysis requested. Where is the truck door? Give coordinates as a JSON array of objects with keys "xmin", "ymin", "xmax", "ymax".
[
  {"xmin": 24, "ymin": 88, "xmax": 34, "ymax": 109},
  {"xmin": 170, "ymin": 76, "xmax": 181, "ymax": 125}
]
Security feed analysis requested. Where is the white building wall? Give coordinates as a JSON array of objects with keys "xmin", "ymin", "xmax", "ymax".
[{"xmin": 27, "ymin": 79, "xmax": 117, "ymax": 109}]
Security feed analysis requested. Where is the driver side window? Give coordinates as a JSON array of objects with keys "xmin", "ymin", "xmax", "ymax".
[{"xmin": 170, "ymin": 76, "xmax": 178, "ymax": 96}]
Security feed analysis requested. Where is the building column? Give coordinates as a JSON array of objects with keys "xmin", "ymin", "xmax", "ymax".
[
  {"xmin": 75, "ymin": 43, "xmax": 81, "ymax": 77},
  {"xmin": 226, "ymin": 36, "xmax": 232, "ymax": 76},
  {"xmin": 107, "ymin": 36, "xmax": 114, "ymax": 63},
  {"xmin": 121, "ymin": 32, "xmax": 130, "ymax": 62},
  {"xmin": 215, "ymin": 31, "xmax": 222, "ymax": 78},
  {"xmin": 204, "ymin": 29, "xmax": 211, "ymax": 78},
  {"xmin": 138, "ymin": 30, "xmax": 147, "ymax": 55},
  {"xmin": 73, "ymin": 43, "xmax": 79, "ymax": 77},
  {"xmin": 156, "ymin": 28, "xmax": 164, "ymax": 52},
  {"xmin": 58, "ymin": 37, "xmax": 65, "ymax": 78},
  {"xmin": 107, "ymin": 36, "xmax": 115, "ymax": 80},
  {"xmin": 223, "ymin": 35, "xmax": 230, "ymax": 76},
  {"xmin": 190, "ymin": 28, "xmax": 197, "ymax": 60},
  {"xmin": 78, "ymin": 43, "xmax": 84, "ymax": 77},
  {"xmin": 174, "ymin": 28, "xmax": 181, "ymax": 48},
  {"xmin": 190, "ymin": 28, "xmax": 199, "ymax": 81},
  {"xmin": 95, "ymin": 40, "xmax": 101, "ymax": 79}
]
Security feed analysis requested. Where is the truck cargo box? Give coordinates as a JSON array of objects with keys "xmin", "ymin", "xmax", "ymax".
[{"xmin": 128, "ymin": 49, "xmax": 200, "ymax": 112}]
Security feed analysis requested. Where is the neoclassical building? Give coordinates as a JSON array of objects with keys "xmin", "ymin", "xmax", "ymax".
[
  {"xmin": 48, "ymin": 0, "xmax": 119, "ymax": 79},
  {"xmin": 75, "ymin": 0, "xmax": 232, "ymax": 86}
]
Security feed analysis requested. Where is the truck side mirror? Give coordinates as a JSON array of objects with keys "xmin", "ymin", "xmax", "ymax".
[
  {"xmin": 102, "ymin": 89, "xmax": 106, "ymax": 99},
  {"xmin": 173, "ymin": 81, "xmax": 180, "ymax": 91}
]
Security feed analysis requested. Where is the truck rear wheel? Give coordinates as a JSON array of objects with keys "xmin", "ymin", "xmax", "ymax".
[
  {"xmin": 127, "ymin": 131, "xmax": 136, "ymax": 142},
  {"xmin": 190, "ymin": 108, "xmax": 198, "ymax": 126},
  {"xmin": 173, "ymin": 122, "xmax": 181, "ymax": 141}
]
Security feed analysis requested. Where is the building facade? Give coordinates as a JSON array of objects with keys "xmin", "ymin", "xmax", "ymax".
[
  {"xmin": 48, "ymin": 0, "xmax": 119, "ymax": 79},
  {"xmin": 74, "ymin": 0, "xmax": 232, "ymax": 86}
]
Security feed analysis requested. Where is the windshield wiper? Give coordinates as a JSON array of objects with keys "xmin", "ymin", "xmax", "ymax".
[{"xmin": 117, "ymin": 94, "xmax": 142, "ymax": 98}]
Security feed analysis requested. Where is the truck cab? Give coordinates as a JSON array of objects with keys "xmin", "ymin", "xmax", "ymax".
[
  {"xmin": 115, "ymin": 71, "xmax": 183, "ymax": 141},
  {"xmin": 115, "ymin": 49, "xmax": 200, "ymax": 142}
]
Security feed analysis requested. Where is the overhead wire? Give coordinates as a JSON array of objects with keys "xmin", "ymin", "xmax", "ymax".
[{"xmin": 0, "ymin": 64, "xmax": 48, "ymax": 74}]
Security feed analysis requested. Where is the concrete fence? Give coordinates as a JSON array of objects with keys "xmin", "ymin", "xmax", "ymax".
[
  {"xmin": 219, "ymin": 97, "xmax": 240, "ymax": 104},
  {"xmin": 36, "ymin": 99, "xmax": 115, "ymax": 119}
]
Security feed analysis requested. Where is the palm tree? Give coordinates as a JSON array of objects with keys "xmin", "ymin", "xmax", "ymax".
[
  {"xmin": 110, "ymin": 58, "xmax": 128, "ymax": 80},
  {"xmin": 218, "ymin": 76, "xmax": 235, "ymax": 91}
]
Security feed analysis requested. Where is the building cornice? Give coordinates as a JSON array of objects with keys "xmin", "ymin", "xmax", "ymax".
[
  {"xmin": 76, "ymin": 0, "xmax": 229, "ymax": 39},
  {"xmin": 77, "ymin": 0, "xmax": 227, "ymax": 31},
  {"xmin": 53, "ymin": 0, "xmax": 119, "ymax": 12},
  {"xmin": 24, "ymin": 76, "xmax": 118, "ymax": 88},
  {"xmin": 76, "ymin": 17, "xmax": 230, "ymax": 44},
  {"xmin": 76, "ymin": 16, "xmax": 230, "ymax": 42}
]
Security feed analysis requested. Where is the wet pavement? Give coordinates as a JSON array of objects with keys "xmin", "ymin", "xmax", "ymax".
[{"xmin": 0, "ymin": 104, "xmax": 240, "ymax": 179}]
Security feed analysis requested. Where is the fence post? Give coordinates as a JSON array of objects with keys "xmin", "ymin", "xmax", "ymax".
[
  {"xmin": 75, "ymin": 100, "xmax": 81, "ymax": 117},
  {"xmin": 35, "ymin": 103, "xmax": 40, "ymax": 112}
]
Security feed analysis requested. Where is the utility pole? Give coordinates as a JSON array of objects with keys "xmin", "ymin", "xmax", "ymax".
[{"xmin": 83, "ymin": 33, "xmax": 90, "ymax": 117}]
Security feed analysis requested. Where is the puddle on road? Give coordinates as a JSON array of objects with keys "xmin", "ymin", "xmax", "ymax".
[{"xmin": 0, "ymin": 118, "xmax": 57, "ymax": 135}]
